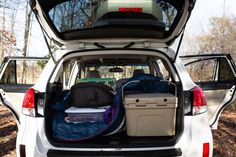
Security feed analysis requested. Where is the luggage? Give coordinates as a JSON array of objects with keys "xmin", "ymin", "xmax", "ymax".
[
  {"xmin": 51, "ymin": 74, "xmax": 177, "ymax": 141},
  {"xmin": 52, "ymin": 112, "xmax": 108, "ymax": 141},
  {"xmin": 70, "ymin": 82, "xmax": 113, "ymax": 107},
  {"xmin": 121, "ymin": 74, "xmax": 175, "ymax": 94},
  {"xmin": 51, "ymin": 82, "xmax": 125, "ymax": 141},
  {"xmin": 65, "ymin": 106, "xmax": 109, "ymax": 123},
  {"xmin": 124, "ymin": 93, "xmax": 177, "ymax": 136}
]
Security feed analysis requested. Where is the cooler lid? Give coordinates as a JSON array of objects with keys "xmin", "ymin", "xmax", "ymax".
[{"xmin": 125, "ymin": 93, "xmax": 178, "ymax": 108}]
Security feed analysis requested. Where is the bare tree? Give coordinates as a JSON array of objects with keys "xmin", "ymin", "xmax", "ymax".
[
  {"xmin": 0, "ymin": 0, "xmax": 7, "ymax": 61},
  {"xmin": 196, "ymin": 17, "xmax": 236, "ymax": 58},
  {"xmin": 22, "ymin": 1, "xmax": 33, "ymax": 83},
  {"xmin": 10, "ymin": 0, "xmax": 20, "ymax": 35},
  {"xmin": 49, "ymin": 0, "xmax": 106, "ymax": 32},
  {"xmin": 0, "ymin": 0, "xmax": 18, "ymax": 61},
  {"xmin": 22, "ymin": 1, "xmax": 32, "ymax": 57},
  {"xmin": 8, "ymin": 0, "xmax": 20, "ymax": 56}
]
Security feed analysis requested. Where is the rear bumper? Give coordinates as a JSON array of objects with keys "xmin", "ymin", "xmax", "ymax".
[
  {"xmin": 47, "ymin": 149, "xmax": 182, "ymax": 157},
  {"xmin": 17, "ymin": 113, "xmax": 212, "ymax": 157}
]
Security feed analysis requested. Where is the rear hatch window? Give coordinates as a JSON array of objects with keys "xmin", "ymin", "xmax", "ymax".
[
  {"xmin": 32, "ymin": 0, "xmax": 195, "ymax": 46},
  {"xmin": 49, "ymin": 0, "xmax": 177, "ymax": 33}
]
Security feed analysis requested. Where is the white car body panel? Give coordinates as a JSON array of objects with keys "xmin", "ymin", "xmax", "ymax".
[
  {"xmin": 209, "ymin": 85, "xmax": 236, "ymax": 129},
  {"xmin": 17, "ymin": 113, "xmax": 212, "ymax": 157},
  {"xmin": 3, "ymin": 92, "xmax": 25, "ymax": 117},
  {"xmin": 15, "ymin": 49, "xmax": 216, "ymax": 157},
  {"xmin": 174, "ymin": 57, "xmax": 196, "ymax": 91}
]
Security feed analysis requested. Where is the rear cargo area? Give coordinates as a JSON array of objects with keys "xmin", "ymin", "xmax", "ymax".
[{"xmin": 44, "ymin": 54, "xmax": 183, "ymax": 147}]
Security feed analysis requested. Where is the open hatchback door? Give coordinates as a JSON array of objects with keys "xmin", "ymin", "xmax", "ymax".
[
  {"xmin": 30, "ymin": 0, "xmax": 196, "ymax": 49},
  {"xmin": 180, "ymin": 54, "xmax": 236, "ymax": 129}
]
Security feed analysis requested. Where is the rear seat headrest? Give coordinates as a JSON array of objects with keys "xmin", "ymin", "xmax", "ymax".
[
  {"xmin": 86, "ymin": 70, "xmax": 101, "ymax": 78},
  {"xmin": 133, "ymin": 69, "xmax": 145, "ymax": 77}
]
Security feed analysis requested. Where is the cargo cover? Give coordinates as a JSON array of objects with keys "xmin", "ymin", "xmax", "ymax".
[{"xmin": 124, "ymin": 93, "xmax": 177, "ymax": 136}]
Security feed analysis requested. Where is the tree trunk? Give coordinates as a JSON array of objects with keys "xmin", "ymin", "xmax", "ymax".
[
  {"xmin": 22, "ymin": 1, "xmax": 33, "ymax": 84},
  {"xmin": 22, "ymin": 2, "xmax": 32, "ymax": 57},
  {"xmin": 9, "ymin": 0, "xmax": 20, "ymax": 56},
  {"xmin": 0, "ymin": 0, "xmax": 7, "ymax": 62}
]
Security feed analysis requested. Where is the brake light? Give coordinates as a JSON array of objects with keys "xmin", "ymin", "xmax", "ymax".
[
  {"xmin": 22, "ymin": 88, "xmax": 36, "ymax": 117},
  {"xmin": 119, "ymin": 8, "xmax": 143, "ymax": 12},
  {"xmin": 203, "ymin": 143, "xmax": 210, "ymax": 157},
  {"xmin": 192, "ymin": 86, "xmax": 207, "ymax": 115}
]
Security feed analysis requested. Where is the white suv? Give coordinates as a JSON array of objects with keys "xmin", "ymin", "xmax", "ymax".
[{"xmin": 1, "ymin": 0, "xmax": 236, "ymax": 157}]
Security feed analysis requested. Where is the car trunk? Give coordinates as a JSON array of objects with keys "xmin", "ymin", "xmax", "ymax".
[
  {"xmin": 43, "ymin": 52, "xmax": 184, "ymax": 148},
  {"xmin": 45, "ymin": 85, "xmax": 183, "ymax": 148}
]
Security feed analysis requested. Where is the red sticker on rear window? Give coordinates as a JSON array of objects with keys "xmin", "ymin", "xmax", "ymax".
[{"xmin": 119, "ymin": 8, "xmax": 143, "ymax": 12}]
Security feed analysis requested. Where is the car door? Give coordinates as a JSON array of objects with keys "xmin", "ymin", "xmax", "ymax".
[
  {"xmin": 180, "ymin": 54, "xmax": 236, "ymax": 129},
  {"xmin": 0, "ymin": 57, "xmax": 48, "ymax": 122}
]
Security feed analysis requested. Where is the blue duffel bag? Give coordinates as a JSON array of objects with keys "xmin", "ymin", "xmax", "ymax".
[{"xmin": 51, "ymin": 83, "xmax": 125, "ymax": 141}]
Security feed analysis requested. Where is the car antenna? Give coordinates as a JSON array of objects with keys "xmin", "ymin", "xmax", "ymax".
[{"xmin": 174, "ymin": 26, "xmax": 186, "ymax": 62}]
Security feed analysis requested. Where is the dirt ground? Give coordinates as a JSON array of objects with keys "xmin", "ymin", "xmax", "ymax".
[
  {"xmin": 212, "ymin": 110, "xmax": 236, "ymax": 156},
  {"xmin": 0, "ymin": 105, "xmax": 235, "ymax": 157},
  {"xmin": 0, "ymin": 106, "xmax": 17, "ymax": 157}
]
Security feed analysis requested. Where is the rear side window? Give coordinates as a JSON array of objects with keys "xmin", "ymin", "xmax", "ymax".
[
  {"xmin": 0, "ymin": 60, "xmax": 45, "ymax": 85},
  {"xmin": 156, "ymin": 59, "xmax": 171, "ymax": 79},
  {"xmin": 218, "ymin": 57, "xmax": 235, "ymax": 81},
  {"xmin": 52, "ymin": 60, "xmax": 77, "ymax": 89},
  {"xmin": 63, "ymin": 60, "xmax": 76, "ymax": 86},
  {"xmin": 185, "ymin": 59, "xmax": 217, "ymax": 82},
  {"xmin": 0, "ymin": 60, "xmax": 16, "ymax": 84},
  {"xmin": 184, "ymin": 57, "xmax": 235, "ymax": 83}
]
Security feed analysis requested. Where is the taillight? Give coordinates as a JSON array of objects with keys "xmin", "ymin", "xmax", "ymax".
[
  {"xmin": 22, "ymin": 88, "xmax": 36, "ymax": 117},
  {"xmin": 203, "ymin": 143, "xmax": 210, "ymax": 157},
  {"xmin": 119, "ymin": 8, "xmax": 143, "ymax": 12},
  {"xmin": 192, "ymin": 86, "xmax": 207, "ymax": 115}
]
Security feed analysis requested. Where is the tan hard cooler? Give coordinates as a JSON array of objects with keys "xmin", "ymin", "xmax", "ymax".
[{"xmin": 124, "ymin": 93, "xmax": 178, "ymax": 137}]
